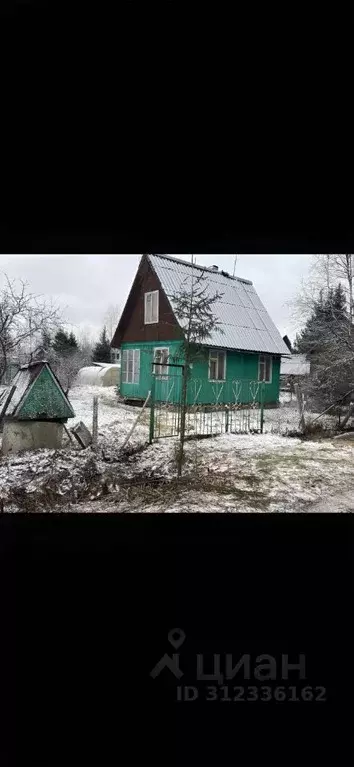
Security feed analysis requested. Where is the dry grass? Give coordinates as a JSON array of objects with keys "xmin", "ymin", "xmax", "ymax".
[{"xmin": 106, "ymin": 474, "xmax": 268, "ymax": 511}]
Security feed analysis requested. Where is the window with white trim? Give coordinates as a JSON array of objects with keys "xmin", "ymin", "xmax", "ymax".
[
  {"xmin": 121, "ymin": 349, "xmax": 140, "ymax": 384},
  {"xmin": 208, "ymin": 350, "xmax": 226, "ymax": 381},
  {"xmin": 258, "ymin": 354, "xmax": 272, "ymax": 383},
  {"xmin": 153, "ymin": 347, "xmax": 169, "ymax": 378},
  {"xmin": 144, "ymin": 290, "xmax": 159, "ymax": 324}
]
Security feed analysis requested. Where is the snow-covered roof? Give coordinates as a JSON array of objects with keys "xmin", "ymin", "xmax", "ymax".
[
  {"xmin": 280, "ymin": 354, "xmax": 310, "ymax": 376},
  {"xmin": 148, "ymin": 254, "xmax": 290, "ymax": 356}
]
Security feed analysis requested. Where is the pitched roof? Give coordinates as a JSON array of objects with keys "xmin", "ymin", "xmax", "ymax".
[
  {"xmin": 0, "ymin": 360, "xmax": 75, "ymax": 419},
  {"xmin": 148, "ymin": 254, "xmax": 291, "ymax": 356}
]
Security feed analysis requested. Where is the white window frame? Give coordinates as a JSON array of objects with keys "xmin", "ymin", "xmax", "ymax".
[
  {"xmin": 208, "ymin": 349, "xmax": 226, "ymax": 381},
  {"xmin": 153, "ymin": 347, "xmax": 169, "ymax": 379},
  {"xmin": 122, "ymin": 348, "xmax": 140, "ymax": 384},
  {"xmin": 144, "ymin": 290, "xmax": 159, "ymax": 324},
  {"xmin": 258, "ymin": 354, "xmax": 272, "ymax": 383}
]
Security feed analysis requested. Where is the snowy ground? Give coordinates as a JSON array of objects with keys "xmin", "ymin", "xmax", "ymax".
[{"xmin": 1, "ymin": 385, "xmax": 353, "ymax": 513}]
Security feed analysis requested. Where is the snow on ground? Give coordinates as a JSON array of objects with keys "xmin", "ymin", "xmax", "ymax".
[
  {"xmin": 1, "ymin": 385, "xmax": 354, "ymax": 513},
  {"xmin": 70, "ymin": 385, "xmax": 150, "ymax": 448}
]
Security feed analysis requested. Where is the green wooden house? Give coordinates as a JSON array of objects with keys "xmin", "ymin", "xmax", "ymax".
[{"xmin": 111, "ymin": 255, "xmax": 290, "ymax": 408}]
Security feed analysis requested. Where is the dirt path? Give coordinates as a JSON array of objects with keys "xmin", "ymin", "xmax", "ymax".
[{"xmin": 306, "ymin": 489, "xmax": 354, "ymax": 513}]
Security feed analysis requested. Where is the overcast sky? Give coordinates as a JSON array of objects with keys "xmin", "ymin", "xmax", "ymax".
[{"xmin": 0, "ymin": 254, "xmax": 312, "ymax": 344}]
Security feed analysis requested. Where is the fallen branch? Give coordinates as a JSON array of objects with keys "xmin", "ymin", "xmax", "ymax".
[{"xmin": 307, "ymin": 387, "xmax": 354, "ymax": 427}]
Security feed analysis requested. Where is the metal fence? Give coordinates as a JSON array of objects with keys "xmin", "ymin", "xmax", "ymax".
[{"xmin": 149, "ymin": 373, "xmax": 265, "ymax": 441}]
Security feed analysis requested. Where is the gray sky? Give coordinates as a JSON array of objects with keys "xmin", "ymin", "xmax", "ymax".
[{"xmin": 0, "ymin": 254, "xmax": 312, "ymax": 344}]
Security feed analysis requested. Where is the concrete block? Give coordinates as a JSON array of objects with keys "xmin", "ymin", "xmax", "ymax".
[
  {"xmin": 2, "ymin": 421, "xmax": 64, "ymax": 455},
  {"xmin": 71, "ymin": 421, "xmax": 92, "ymax": 448}
]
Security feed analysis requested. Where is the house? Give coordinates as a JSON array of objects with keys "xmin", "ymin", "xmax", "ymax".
[{"xmin": 111, "ymin": 254, "xmax": 290, "ymax": 407}]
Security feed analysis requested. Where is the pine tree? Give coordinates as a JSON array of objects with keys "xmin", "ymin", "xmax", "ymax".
[
  {"xmin": 294, "ymin": 293, "xmax": 326, "ymax": 357},
  {"xmin": 295, "ymin": 282, "xmax": 352, "ymax": 412},
  {"xmin": 41, "ymin": 328, "xmax": 52, "ymax": 353},
  {"xmin": 329, "ymin": 283, "xmax": 348, "ymax": 324},
  {"xmin": 171, "ymin": 267, "xmax": 223, "ymax": 477},
  {"xmin": 92, "ymin": 326, "xmax": 111, "ymax": 363},
  {"xmin": 53, "ymin": 329, "xmax": 73, "ymax": 356},
  {"xmin": 68, "ymin": 331, "xmax": 79, "ymax": 350}
]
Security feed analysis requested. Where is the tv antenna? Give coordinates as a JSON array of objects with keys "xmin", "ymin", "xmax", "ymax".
[{"xmin": 233, "ymin": 255, "xmax": 238, "ymax": 277}]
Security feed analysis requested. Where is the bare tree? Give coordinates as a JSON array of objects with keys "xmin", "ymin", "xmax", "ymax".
[
  {"xmin": 50, "ymin": 349, "xmax": 88, "ymax": 395},
  {"xmin": 104, "ymin": 304, "xmax": 121, "ymax": 343},
  {"xmin": 290, "ymin": 255, "xmax": 354, "ymax": 331},
  {"xmin": 0, "ymin": 274, "xmax": 62, "ymax": 383}
]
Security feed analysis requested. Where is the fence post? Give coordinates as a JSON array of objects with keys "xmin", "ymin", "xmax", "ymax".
[
  {"xmin": 260, "ymin": 383, "xmax": 265, "ymax": 433},
  {"xmin": 149, "ymin": 375, "xmax": 156, "ymax": 444},
  {"xmin": 225, "ymin": 406, "xmax": 229, "ymax": 433},
  {"xmin": 295, "ymin": 382, "xmax": 306, "ymax": 432},
  {"xmin": 92, "ymin": 396, "xmax": 98, "ymax": 447}
]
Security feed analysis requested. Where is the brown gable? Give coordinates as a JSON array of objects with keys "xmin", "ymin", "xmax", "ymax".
[{"xmin": 111, "ymin": 254, "xmax": 183, "ymax": 347}]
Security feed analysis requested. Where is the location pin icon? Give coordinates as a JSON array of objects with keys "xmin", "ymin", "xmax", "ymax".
[{"xmin": 168, "ymin": 628, "xmax": 186, "ymax": 650}]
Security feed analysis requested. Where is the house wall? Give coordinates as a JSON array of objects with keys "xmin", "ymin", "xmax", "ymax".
[
  {"xmin": 119, "ymin": 341, "xmax": 280, "ymax": 405},
  {"xmin": 119, "ymin": 341, "xmax": 184, "ymax": 400},
  {"xmin": 112, "ymin": 255, "xmax": 183, "ymax": 347}
]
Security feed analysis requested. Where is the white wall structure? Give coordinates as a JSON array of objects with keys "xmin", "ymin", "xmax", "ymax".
[
  {"xmin": 74, "ymin": 363, "xmax": 121, "ymax": 387},
  {"xmin": 280, "ymin": 355, "xmax": 310, "ymax": 376}
]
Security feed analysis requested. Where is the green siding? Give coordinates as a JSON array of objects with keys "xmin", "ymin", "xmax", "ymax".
[
  {"xmin": 120, "ymin": 342, "xmax": 281, "ymax": 405},
  {"xmin": 18, "ymin": 366, "xmax": 75, "ymax": 420},
  {"xmin": 120, "ymin": 341, "xmax": 183, "ymax": 400}
]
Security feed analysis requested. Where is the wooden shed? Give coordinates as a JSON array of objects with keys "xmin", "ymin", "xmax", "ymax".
[
  {"xmin": 280, "ymin": 354, "xmax": 310, "ymax": 391},
  {"xmin": 0, "ymin": 360, "xmax": 75, "ymax": 455}
]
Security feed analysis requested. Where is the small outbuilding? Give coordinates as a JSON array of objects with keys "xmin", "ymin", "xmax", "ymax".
[
  {"xmin": 280, "ymin": 354, "xmax": 310, "ymax": 392},
  {"xmin": 0, "ymin": 360, "xmax": 75, "ymax": 455},
  {"xmin": 74, "ymin": 363, "xmax": 120, "ymax": 387}
]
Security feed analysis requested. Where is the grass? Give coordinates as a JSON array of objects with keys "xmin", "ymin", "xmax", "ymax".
[{"xmin": 105, "ymin": 473, "xmax": 270, "ymax": 511}]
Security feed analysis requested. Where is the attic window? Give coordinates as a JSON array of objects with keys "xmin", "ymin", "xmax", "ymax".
[
  {"xmin": 259, "ymin": 354, "xmax": 272, "ymax": 383},
  {"xmin": 144, "ymin": 290, "xmax": 159, "ymax": 324}
]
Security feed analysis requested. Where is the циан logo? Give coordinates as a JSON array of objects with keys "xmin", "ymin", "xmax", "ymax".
[{"xmin": 149, "ymin": 628, "xmax": 327, "ymax": 704}]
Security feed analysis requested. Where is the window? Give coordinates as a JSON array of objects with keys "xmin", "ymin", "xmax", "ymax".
[
  {"xmin": 122, "ymin": 349, "xmax": 140, "ymax": 384},
  {"xmin": 208, "ymin": 350, "xmax": 226, "ymax": 380},
  {"xmin": 259, "ymin": 354, "xmax": 272, "ymax": 383},
  {"xmin": 144, "ymin": 290, "xmax": 159, "ymax": 324},
  {"xmin": 153, "ymin": 347, "xmax": 169, "ymax": 378}
]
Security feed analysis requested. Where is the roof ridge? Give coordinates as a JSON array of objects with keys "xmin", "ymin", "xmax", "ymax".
[{"xmin": 147, "ymin": 253, "xmax": 252, "ymax": 285}]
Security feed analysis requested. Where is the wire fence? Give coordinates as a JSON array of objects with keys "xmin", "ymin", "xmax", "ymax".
[{"xmin": 150, "ymin": 375, "xmax": 265, "ymax": 441}]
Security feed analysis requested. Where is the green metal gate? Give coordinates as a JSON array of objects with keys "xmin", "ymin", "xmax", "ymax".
[{"xmin": 149, "ymin": 370, "xmax": 265, "ymax": 442}]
